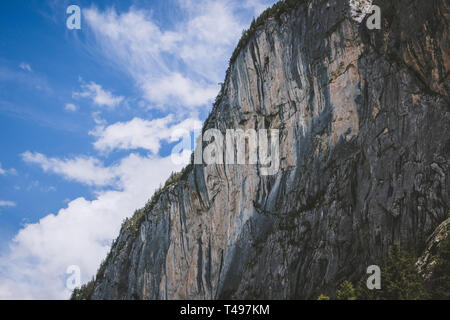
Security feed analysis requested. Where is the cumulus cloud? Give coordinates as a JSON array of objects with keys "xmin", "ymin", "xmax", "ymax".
[
  {"xmin": 7, "ymin": 115, "xmax": 200, "ymax": 298},
  {"xmin": 73, "ymin": 81, "xmax": 123, "ymax": 108},
  {"xmin": 0, "ymin": 164, "xmax": 4, "ymax": 175},
  {"xmin": 91, "ymin": 115, "xmax": 202, "ymax": 154},
  {"xmin": 142, "ymin": 73, "xmax": 218, "ymax": 108},
  {"xmin": 0, "ymin": 153, "xmax": 183, "ymax": 299},
  {"xmin": 21, "ymin": 152, "xmax": 117, "ymax": 187}
]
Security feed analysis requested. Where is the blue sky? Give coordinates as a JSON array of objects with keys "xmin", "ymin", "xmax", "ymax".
[{"xmin": 0, "ymin": 0, "xmax": 276, "ymax": 299}]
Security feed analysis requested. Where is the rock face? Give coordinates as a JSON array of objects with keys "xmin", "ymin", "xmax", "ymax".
[
  {"xmin": 90, "ymin": 0, "xmax": 449, "ymax": 299},
  {"xmin": 416, "ymin": 217, "xmax": 450, "ymax": 280}
]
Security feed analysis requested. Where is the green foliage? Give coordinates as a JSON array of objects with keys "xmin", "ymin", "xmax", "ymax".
[
  {"xmin": 356, "ymin": 243, "xmax": 427, "ymax": 300},
  {"xmin": 71, "ymin": 153, "xmax": 196, "ymax": 298},
  {"xmin": 426, "ymin": 237, "xmax": 450, "ymax": 299},
  {"xmin": 70, "ymin": 279, "xmax": 95, "ymax": 300},
  {"xmin": 96, "ymin": 254, "xmax": 111, "ymax": 281},
  {"xmin": 317, "ymin": 293, "xmax": 330, "ymax": 300},
  {"xmin": 330, "ymin": 237, "xmax": 449, "ymax": 300},
  {"xmin": 71, "ymin": 169, "xmax": 189, "ymax": 299},
  {"xmin": 229, "ymin": 0, "xmax": 304, "ymax": 65},
  {"xmin": 70, "ymin": 249, "xmax": 115, "ymax": 299},
  {"xmin": 336, "ymin": 280, "xmax": 357, "ymax": 300},
  {"xmin": 121, "ymin": 170, "xmax": 186, "ymax": 236}
]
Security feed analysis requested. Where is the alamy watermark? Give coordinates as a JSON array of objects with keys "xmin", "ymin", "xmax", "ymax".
[
  {"xmin": 66, "ymin": 5, "xmax": 81, "ymax": 30},
  {"xmin": 66, "ymin": 265, "xmax": 81, "ymax": 290},
  {"xmin": 366, "ymin": 265, "xmax": 381, "ymax": 290},
  {"xmin": 171, "ymin": 127, "xmax": 280, "ymax": 176}
]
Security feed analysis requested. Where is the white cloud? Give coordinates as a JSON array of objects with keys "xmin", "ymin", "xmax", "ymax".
[
  {"xmin": 92, "ymin": 111, "xmax": 106, "ymax": 126},
  {"xmin": 242, "ymin": 0, "xmax": 272, "ymax": 15},
  {"xmin": 83, "ymin": 0, "xmax": 274, "ymax": 109},
  {"xmin": 0, "ymin": 154, "xmax": 183, "ymax": 299},
  {"xmin": 19, "ymin": 62, "xmax": 32, "ymax": 72},
  {"xmin": 142, "ymin": 73, "xmax": 218, "ymax": 108},
  {"xmin": 22, "ymin": 113, "xmax": 200, "ymax": 185},
  {"xmin": 0, "ymin": 201, "xmax": 15, "ymax": 207},
  {"xmin": 73, "ymin": 81, "xmax": 123, "ymax": 108},
  {"xmin": 0, "ymin": 163, "xmax": 16, "ymax": 176},
  {"xmin": 65, "ymin": 103, "xmax": 78, "ymax": 112},
  {"xmin": 0, "ymin": 0, "xmax": 276, "ymax": 300},
  {"xmin": 91, "ymin": 115, "xmax": 202, "ymax": 154},
  {"xmin": 21, "ymin": 152, "xmax": 117, "ymax": 187}
]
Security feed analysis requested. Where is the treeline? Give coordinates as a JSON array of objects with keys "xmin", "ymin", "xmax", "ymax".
[{"xmin": 318, "ymin": 239, "xmax": 450, "ymax": 300}]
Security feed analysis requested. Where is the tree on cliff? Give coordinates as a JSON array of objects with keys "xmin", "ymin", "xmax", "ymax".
[
  {"xmin": 426, "ymin": 237, "xmax": 450, "ymax": 300},
  {"xmin": 356, "ymin": 243, "xmax": 427, "ymax": 300}
]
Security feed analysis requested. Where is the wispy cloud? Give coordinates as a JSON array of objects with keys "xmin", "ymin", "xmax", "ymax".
[
  {"xmin": 21, "ymin": 151, "xmax": 117, "ymax": 187},
  {"xmin": 73, "ymin": 81, "xmax": 123, "ymax": 109},
  {"xmin": 0, "ymin": 163, "xmax": 16, "ymax": 176},
  {"xmin": 0, "ymin": 65, "xmax": 51, "ymax": 94},
  {"xmin": 64, "ymin": 103, "xmax": 78, "ymax": 112},
  {"xmin": 83, "ymin": 0, "xmax": 272, "ymax": 110},
  {"xmin": 0, "ymin": 200, "xmax": 15, "ymax": 207},
  {"xmin": 19, "ymin": 62, "xmax": 32, "ymax": 72}
]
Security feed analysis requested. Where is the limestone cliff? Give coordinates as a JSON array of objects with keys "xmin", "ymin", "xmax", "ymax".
[{"xmin": 86, "ymin": 0, "xmax": 449, "ymax": 299}]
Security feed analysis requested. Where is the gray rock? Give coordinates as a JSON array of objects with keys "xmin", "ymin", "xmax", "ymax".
[
  {"xmin": 89, "ymin": 0, "xmax": 449, "ymax": 299},
  {"xmin": 416, "ymin": 216, "xmax": 450, "ymax": 280}
]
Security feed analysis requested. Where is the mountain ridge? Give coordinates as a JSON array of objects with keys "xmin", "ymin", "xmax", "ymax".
[{"xmin": 73, "ymin": 0, "xmax": 449, "ymax": 299}]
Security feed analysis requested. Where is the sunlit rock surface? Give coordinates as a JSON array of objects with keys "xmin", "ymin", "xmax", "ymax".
[{"xmin": 89, "ymin": 0, "xmax": 449, "ymax": 299}]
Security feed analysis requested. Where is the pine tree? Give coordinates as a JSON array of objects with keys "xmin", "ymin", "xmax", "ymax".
[
  {"xmin": 336, "ymin": 280, "xmax": 356, "ymax": 300},
  {"xmin": 356, "ymin": 243, "xmax": 427, "ymax": 300},
  {"xmin": 426, "ymin": 237, "xmax": 450, "ymax": 299}
]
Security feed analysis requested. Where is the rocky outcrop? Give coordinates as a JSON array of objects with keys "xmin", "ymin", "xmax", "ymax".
[
  {"xmin": 88, "ymin": 0, "xmax": 449, "ymax": 299},
  {"xmin": 417, "ymin": 216, "xmax": 450, "ymax": 280}
]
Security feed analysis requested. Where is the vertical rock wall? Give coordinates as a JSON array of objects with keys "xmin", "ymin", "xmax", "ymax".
[{"xmin": 90, "ymin": 0, "xmax": 449, "ymax": 299}]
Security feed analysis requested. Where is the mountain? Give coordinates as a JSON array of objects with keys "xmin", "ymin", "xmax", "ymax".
[{"xmin": 75, "ymin": 0, "xmax": 449, "ymax": 299}]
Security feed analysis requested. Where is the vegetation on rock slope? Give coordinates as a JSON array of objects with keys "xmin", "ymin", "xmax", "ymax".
[
  {"xmin": 318, "ymin": 239, "xmax": 450, "ymax": 300},
  {"xmin": 72, "ymin": 1, "xmax": 309, "ymax": 299}
]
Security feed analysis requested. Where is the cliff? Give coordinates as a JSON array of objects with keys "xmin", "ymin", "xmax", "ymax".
[{"xmin": 84, "ymin": 0, "xmax": 449, "ymax": 299}]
